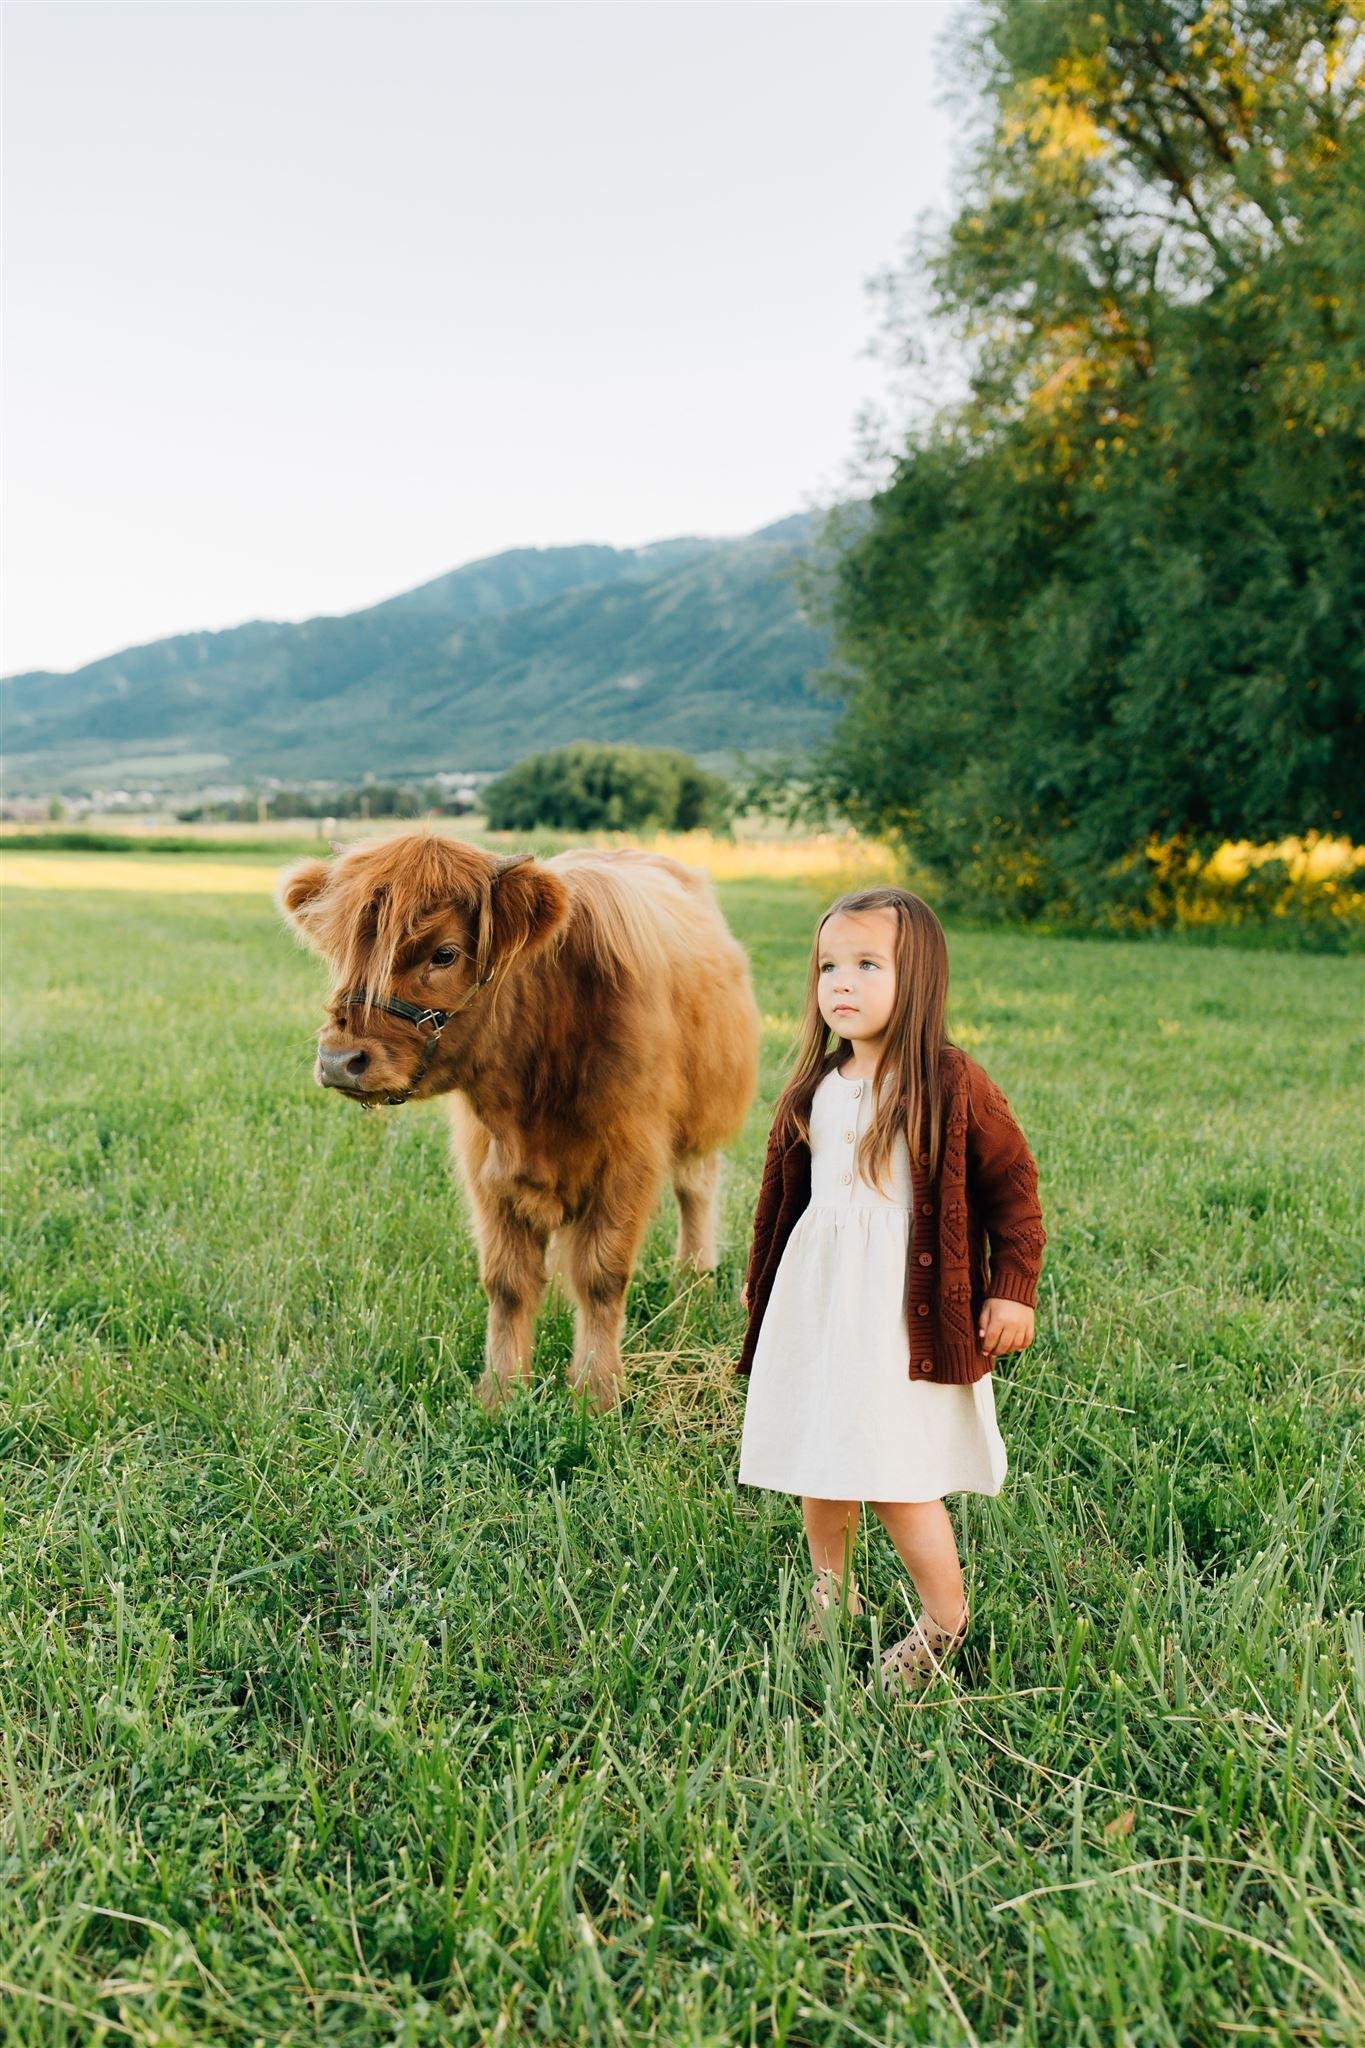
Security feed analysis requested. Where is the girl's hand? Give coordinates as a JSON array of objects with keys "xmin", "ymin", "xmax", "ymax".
[
  {"xmin": 978, "ymin": 1298, "xmax": 1034, "ymax": 1357},
  {"xmin": 740, "ymin": 1281, "xmax": 751, "ymax": 1312}
]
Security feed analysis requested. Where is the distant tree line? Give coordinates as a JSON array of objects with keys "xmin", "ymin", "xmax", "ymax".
[
  {"xmin": 177, "ymin": 783, "xmax": 476, "ymax": 824},
  {"xmin": 810, "ymin": 0, "xmax": 1364, "ymax": 926},
  {"xmin": 482, "ymin": 743, "xmax": 733, "ymax": 834},
  {"xmin": 170, "ymin": 748, "xmax": 733, "ymax": 835}
]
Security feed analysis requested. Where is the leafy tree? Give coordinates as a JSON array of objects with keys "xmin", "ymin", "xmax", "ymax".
[
  {"xmin": 822, "ymin": 0, "xmax": 1364, "ymax": 918},
  {"xmin": 481, "ymin": 743, "xmax": 733, "ymax": 835}
]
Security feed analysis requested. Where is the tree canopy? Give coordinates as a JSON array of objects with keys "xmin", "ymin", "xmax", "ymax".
[
  {"xmin": 822, "ymin": 0, "xmax": 1364, "ymax": 919},
  {"xmin": 481, "ymin": 743, "xmax": 732, "ymax": 835}
]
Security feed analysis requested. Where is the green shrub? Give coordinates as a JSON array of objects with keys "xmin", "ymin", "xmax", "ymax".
[{"xmin": 482, "ymin": 742, "xmax": 733, "ymax": 834}]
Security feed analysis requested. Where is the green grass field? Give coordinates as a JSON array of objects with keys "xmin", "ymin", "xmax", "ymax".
[{"xmin": 2, "ymin": 862, "xmax": 1362, "ymax": 2045}]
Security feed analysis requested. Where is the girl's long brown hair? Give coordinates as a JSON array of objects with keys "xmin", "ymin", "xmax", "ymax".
[{"xmin": 770, "ymin": 887, "xmax": 954, "ymax": 1189}]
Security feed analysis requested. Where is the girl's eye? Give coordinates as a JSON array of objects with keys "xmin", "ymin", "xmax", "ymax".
[
  {"xmin": 430, "ymin": 946, "xmax": 459, "ymax": 968},
  {"xmin": 860, "ymin": 960, "xmax": 877, "ymax": 971}
]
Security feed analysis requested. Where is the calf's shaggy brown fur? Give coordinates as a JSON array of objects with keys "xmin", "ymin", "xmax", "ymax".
[{"xmin": 278, "ymin": 832, "xmax": 759, "ymax": 1409}]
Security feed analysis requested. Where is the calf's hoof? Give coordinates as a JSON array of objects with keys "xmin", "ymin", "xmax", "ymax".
[
  {"xmin": 568, "ymin": 1363, "xmax": 625, "ymax": 1414},
  {"xmin": 475, "ymin": 1367, "xmax": 514, "ymax": 1414}
]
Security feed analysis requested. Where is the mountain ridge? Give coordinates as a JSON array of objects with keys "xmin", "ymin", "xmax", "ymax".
[{"xmin": 2, "ymin": 513, "xmax": 836, "ymax": 792}]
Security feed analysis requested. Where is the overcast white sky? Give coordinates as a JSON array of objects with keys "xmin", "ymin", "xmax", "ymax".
[{"xmin": 3, "ymin": 1, "xmax": 965, "ymax": 676}]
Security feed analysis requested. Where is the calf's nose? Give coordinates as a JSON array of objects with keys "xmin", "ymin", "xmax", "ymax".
[{"xmin": 318, "ymin": 1043, "xmax": 370, "ymax": 1089}]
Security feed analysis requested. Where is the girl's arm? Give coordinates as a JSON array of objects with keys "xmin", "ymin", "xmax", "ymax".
[
  {"xmin": 964, "ymin": 1069, "xmax": 1046, "ymax": 1311},
  {"xmin": 740, "ymin": 1120, "xmax": 786, "ymax": 1310}
]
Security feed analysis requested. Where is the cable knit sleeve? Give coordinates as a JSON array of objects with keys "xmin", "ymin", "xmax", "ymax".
[
  {"xmin": 964, "ymin": 1064, "xmax": 1046, "ymax": 1308},
  {"xmin": 743, "ymin": 1120, "xmax": 786, "ymax": 1294}
]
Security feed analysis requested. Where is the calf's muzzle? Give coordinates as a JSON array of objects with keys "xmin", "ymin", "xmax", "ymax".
[
  {"xmin": 313, "ymin": 984, "xmax": 495, "ymax": 1107},
  {"xmin": 318, "ymin": 1043, "xmax": 370, "ymax": 1090}
]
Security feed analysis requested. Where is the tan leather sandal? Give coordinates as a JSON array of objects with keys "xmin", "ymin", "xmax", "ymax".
[
  {"xmin": 804, "ymin": 1567, "xmax": 864, "ymax": 1644},
  {"xmin": 876, "ymin": 1603, "xmax": 969, "ymax": 1693}
]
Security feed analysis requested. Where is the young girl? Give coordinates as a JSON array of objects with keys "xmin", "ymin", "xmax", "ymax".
[{"xmin": 737, "ymin": 887, "xmax": 1045, "ymax": 1693}]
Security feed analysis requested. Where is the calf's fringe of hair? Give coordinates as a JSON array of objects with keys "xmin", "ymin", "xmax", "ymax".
[{"xmin": 288, "ymin": 834, "xmax": 678, "ymax": 1015}]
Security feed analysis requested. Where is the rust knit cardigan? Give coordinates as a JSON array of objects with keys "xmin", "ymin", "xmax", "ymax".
[{"xmin": 737, "ymin": 1046, "xmax": 1046, "ymax": 1387}]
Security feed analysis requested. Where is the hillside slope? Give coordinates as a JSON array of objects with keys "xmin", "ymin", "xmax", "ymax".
[{"xmin": 2, "ymin": 519, "xmax": 833, "ymax": 791}]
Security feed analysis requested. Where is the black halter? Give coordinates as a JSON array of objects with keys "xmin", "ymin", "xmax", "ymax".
[{"xmin": 338, "ymin": 979, "xmax": 491, "ymax": 1107}]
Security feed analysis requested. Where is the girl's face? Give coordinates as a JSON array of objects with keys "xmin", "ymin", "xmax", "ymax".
[{"xmin": 816, "ymin": 907, "xmax": 899, "ymax": 1053}]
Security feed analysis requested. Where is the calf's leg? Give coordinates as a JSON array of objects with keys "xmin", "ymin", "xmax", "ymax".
[
  {"xmin": 561, "ymin": 1174, "xmax": 656, "ymax": 1411},
  {"xmin": 473, "ymin": 1198, "xmax": 551, "ymax": 1411},
  {"xmin": 672, "ymin": 1151, "xmax": 721, "ymax": 1270}
]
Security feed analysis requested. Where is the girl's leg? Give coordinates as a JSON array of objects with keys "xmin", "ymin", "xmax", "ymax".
[
  {"xmin": 802, "ymin": 1497, "xmax": 861, "ymax": 1580},
  {"xmin": 868, "ymin": 1498, "xmax": 966, "ymax": 1633}
]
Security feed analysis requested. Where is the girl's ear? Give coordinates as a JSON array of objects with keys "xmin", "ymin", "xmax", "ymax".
[
  {"xmin": 275, "ymin": 858, "xmax": 332, "ymax": 947},
  {"xmin": 484, "ymin": 858, "xmax": 569, "ymax": 972}
]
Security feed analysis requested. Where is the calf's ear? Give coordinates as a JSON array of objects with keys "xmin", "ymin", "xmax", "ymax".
[
  {"xmin": 483, "ymin": 858, "xmax": 568, "ymax": 974},
  {"xmin": 275, "ymin": 858, "xmax": 331, "ymax": 942}
]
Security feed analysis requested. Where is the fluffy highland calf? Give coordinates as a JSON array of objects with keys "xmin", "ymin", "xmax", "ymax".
[{"xmin": 278, "ymin": 833, "xmax": 759, "ymax": 1409}]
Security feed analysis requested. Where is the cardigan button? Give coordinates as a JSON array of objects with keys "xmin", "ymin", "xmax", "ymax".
[
  {"xmin": 916, "ymin": 1303, "xmax": 930, "ymax": 1317},
  {"xmin": 920, "ymin": 1202, "xmax": 933, "ymax": 1216},
  {"xmin": 918, "ymin": 1251, "xmax": 932, "ymax": 1266},
  {"xmin": 918, "ymin": 1152, "xmax": 929, "ymax": 1166},
  {"xmin": 916, "ymin": 1360, "xmax": 933, "ymax": 1374}
]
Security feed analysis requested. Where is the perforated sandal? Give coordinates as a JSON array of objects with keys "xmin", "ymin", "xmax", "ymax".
[
  {"xmin": 804, "ymin": 1568, "xmax": 864, "ymax": 1645},
  {"xmin": 876, "ymin": 1603, "xmax": 969, "ymax": 1693}
]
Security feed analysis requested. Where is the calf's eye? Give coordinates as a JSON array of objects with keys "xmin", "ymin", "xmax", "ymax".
[{"xmin": 430, "ymin": 946, "xmax": 458, "ymax": 968}]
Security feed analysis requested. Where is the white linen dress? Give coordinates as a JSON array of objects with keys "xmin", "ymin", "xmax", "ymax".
[{"xmin": 738, "ymin": 1065, "xmax": 1008, "ymax": 1502}]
